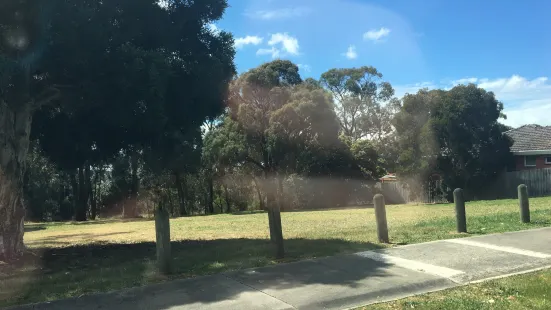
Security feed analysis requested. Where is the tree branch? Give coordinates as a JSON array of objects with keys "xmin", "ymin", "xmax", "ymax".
[
  {"xmin": 32, "ymin": 86, "xmax": 61, "ymax": 109},
  {"xmin": 245, "ymin": 156, "xmax": 265, "ymax": 171}
]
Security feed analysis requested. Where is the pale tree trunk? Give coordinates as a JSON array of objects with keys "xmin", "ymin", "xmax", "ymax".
[
  {"xmin": 267, "ymin": 175, "xmax": 284, "ymax": 258},
  {"xmin": 70, "ymin": 171, "xmax": 78, "ymax": 218},
  {"xmin": 252, "ymin": 177, "xmax": 265, "ymax": 210},
  {"xmin": 277, "ymin": 175, "xmax": 287, "ymax": 212},
  {"xmin": 75, "ymin": 166, "xmax": 87, "ymax": 221},
  {"xmin": 174, "ymin": 172, "xmax": 187, "ymax": 216},
  {"xmin": 262, "ymin": 172, "xmax": 275, "ymax": 242},
  {"xmin": 223, "ymin": 184, "xmax": 231, "ymax": 213},
  {"xmin": 0, "ymin": 102, "xmax": 33, "ymax": 261},
  {"xmin": 124, "ymin": 151, "xmax": 139, "ymax": 218},
  {"xmin": 207, "ymin": 174, "xmax": 214, "ymax": 214},
  {"xmin": 86, "ymin": 165, "xmax": 96, "ymax": 220}
]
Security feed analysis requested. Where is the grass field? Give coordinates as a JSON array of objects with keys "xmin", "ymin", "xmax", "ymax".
[
  {"xmin": 1, "ymin": 197, "xmax": 551, "ymax": 307},
  {"xmin": 360, "ymin": 268, "xmax": 551, "ymax": 309}
]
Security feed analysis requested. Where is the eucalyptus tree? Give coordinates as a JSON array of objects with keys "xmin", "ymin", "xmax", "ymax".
[{"xmin": 0, "ymin": 0, "xmax": 235, "ymax": 260}]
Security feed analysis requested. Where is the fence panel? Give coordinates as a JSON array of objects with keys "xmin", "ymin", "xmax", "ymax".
[
  {"xmin": 381, "ymin": 182, "xmax": 409, "ymax": 204},
  {"xmin": 381, "ymin": 181, "xmax": 447, "ymax": 204},
  {"xmin": 500, "ymin": 168, "xmax": 551, "ymax": 198}
]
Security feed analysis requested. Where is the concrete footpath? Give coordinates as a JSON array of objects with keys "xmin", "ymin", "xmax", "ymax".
[{"xmin": 11, "ymin": 227, "xmax": 551, "ymax": 310}]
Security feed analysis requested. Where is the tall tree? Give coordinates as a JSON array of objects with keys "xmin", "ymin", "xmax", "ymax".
[
  {"xmin": 1, "ymin": 1, "xmax": 62, "ymax": 259},
  {"xmin": 0, "ymin": 0, "xmax": 235, "ymax": 260},
  {"xmin": 320, "ymin": 67, "xmax": 396, "ymax": 142},
  {"xmin": 206, "ymin": 60, "xmax": 363, "ymax": 257},
  {"xmin": 394, "ymin": 85, "xmax": 514, "ymax": 200}
]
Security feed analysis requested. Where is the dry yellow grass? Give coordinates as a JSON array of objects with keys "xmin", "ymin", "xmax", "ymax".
[
  {"xmin": 2, "ymin": 197, "xmax": 550, "ymax": 307},
  {"xmin": 24, "ymin": 197, "xmax": 551, "ymax": 248}
]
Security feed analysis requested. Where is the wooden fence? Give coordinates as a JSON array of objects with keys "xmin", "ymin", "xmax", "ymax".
[
  {"xmin": 494, "ymin": 168, "xmax": 551, "ymax": 199},
  {"xmin": 381, "ymin": 180, "xmax": 447, "ymax": 204},
  {"xmin": 380, "ymin": 168, "xmax": 551, "ymax": 203}
]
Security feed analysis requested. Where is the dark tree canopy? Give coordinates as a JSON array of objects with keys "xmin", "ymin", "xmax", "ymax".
[
  {"xmin": 0, "ymin": 0, "xmax": 235, "ymax": 259},
  {"xmin": 33, "ymin": 0, "xmax": 235, "ymax": 168},
  {"xmin": 394, "ymin": 84, "xmax": 513, "ymax": 200}
]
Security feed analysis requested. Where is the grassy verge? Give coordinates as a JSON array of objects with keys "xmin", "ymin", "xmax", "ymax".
[
  {"xmin": 1, "ymin": 197, "xmax": 550, "ymax": 307},
  {"xmin": 360, "ymin": 268, "xmax": 551, "ymax": 309}
]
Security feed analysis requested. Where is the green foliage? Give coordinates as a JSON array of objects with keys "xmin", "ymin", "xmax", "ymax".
[
  {"xmin": 350, "ymin": 140, "xmax": 385, "ymax": 179},
  {"xmin": 244, "ymin": 60, "xmax": 302, "ymax": 88},
  {"xmin": 203, "ymin": 118, "xmax": 248, "ymax": 168},
  {"xmin": 2, "ymin": 0, "xmax": 236, "ymax": 221},
  {"xmin": 205, "ymin": 61, "xmax": 382, "ymax": 212},
  {"xmin": 23, "ymin": 143, "xmax": 69, "ymax": 221},
  {"xmin": 31, "ymin": 0, "xmax": 235, "ymax": 168},
  {"xmin": 394, "ymin": 85, "xmax": 514, "ymax": 200},
  {"xmin": 320, "ymin": 66, "xmax": 396, "ymax": 142}
]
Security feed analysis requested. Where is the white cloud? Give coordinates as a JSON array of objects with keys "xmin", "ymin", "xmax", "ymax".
[
  {"xmin": 256, "ymin": 33, "xmax": 300, "ymax": 59},
  {"xmin": 256, "ymin": 47, "xmax": 280, "ymax": 59},
  {"xmin": 504, "ymin": 101, "xmax": 551, "ymax": 128},
  {"xmin": 394, "ymin": 81, "xmax": 437, "ymax": 98},
  {"xmin": 297, "ymin": 64, "xmax": 311, "ymax": 72},
  {"xmin": 268, "ymin": 33, "xmax": 300, "ymax": 55},
  {"xmin": 235, "ymin": 36, "xmax": 264, "ymax": 49},
  {"xmin": 342, "ymin": 45, "xmax": 358, "ymax": 59},
  {"xmin": 246, "ymin": 7, "xmax": 311, "ymax": 20},
  {"xmin": 473, "ymin": 75, "xmax": 551, "ymax": 127},
  {"xmin": 478, "ymin": 75, "xmax": 548, "ymax": 99},
  {"xmin": 363, "ymin": 27, "xmax": 391, "ymax": 42}
]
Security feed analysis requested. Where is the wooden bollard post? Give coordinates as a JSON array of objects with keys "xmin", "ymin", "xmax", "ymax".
[
  {"xmin": 453, "ymin": 188, "xmax": 467, "ymax": 233},
  {"xmin": 155, "ymin": 207, "xmax": 172, "ymax": 274},
  {"xmin": 518, "ymin": 184, "xmax": 530, "ymax": 223},
  {"xmin": 373, "ymin": 194, "xmax": 389, "ymax": 243}
]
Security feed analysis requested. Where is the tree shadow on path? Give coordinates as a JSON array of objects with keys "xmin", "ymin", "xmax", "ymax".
[{"xmin": 4, "ymin": 238, "xmax": 390, "ymax": 309}]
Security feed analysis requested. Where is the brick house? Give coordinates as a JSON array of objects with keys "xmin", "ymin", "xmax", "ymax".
[{"xmin": 504, "ymin": 125, "xmax": 551, "ymax": 171}]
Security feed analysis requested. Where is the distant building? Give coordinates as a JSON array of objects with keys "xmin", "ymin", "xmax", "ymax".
[
  {"xmin": 379, "ymin": 173, "xmax": 397, "ymax": 183},
  {"xmin": 504, "ymin": 124, "xmax": 551, "ymax": 171}
]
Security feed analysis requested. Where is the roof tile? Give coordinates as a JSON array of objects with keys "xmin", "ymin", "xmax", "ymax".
[{"xmin": 504, "ymin": 124, "xmax": 551, "ymax": 152}]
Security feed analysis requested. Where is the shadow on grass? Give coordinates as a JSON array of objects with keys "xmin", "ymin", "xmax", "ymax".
[
  {"xmin": 284, "ymin": 205, "xmax": 374, "ymax": 213},
  {"xmin": 24, "ymin": 218, "xmax": 153, "ymax": 229},
  {"xmin": 2, "ymin": 238, "xmax": 387, "ymax": 308},
  {"xmin": 230, "ymin": 205, "xmax": 373, "ymax": 216},
  {"xmin": 24, "ymin": 225, "xmax": 46, "ymax": 232},
  {"xmin": 24, "ymin": 232, "xmax": 132, "ymax": 247}
]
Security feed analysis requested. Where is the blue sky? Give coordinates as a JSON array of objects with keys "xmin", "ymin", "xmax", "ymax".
[{"xmin": 214, "ymin": 0, "xmax": 551, "ymax": 127}]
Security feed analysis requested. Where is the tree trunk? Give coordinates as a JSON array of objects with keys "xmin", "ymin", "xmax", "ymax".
[
  {"xmin": 95, "ymin": 167, "xmax": 104, "ymax": 218},
  {"xmin": 89, "ymin": 166, "xmax": 97, "ymax": 220},
  {"xmin": 223, "ymin": 184, "xmax": 231, "ymax": 213},
  {"xmin": 207, "ymin": 174, "xmax": 214, "ymax": 214},
  {"xmin": 85, "ymin": 165, "xmax": 93, "ymax": 218},
  {"xmin": 69, "ymin": 171, "xmax": 78, "ymax": 220},
  {"xmin": 267, "ymin": 175, "xmax": 284, "ymax": 258},
  {"xmin": 277, "ymin": 175, "xmax": 287, "ymax": 212},
  {"xmin": 174, "ymin": 172, "xmax": 187, "ymax": 216},
  {"xmin": 75, "ymin": 166, "xmax": 87, "ymax": 221},
  {"xmin": 155, "ymin": 207, "xmax": 172, "ymax": 274},
  {"xmin": 252, "ymin": 177, "xmax": 265, "ymax": 211},
  {"xmin": 266, "ymin": 188, "xmax": 276, "ymax": 242},
  {"xmin": 0, "ymin": 102, "xmax": 32, "ymax": 261},
  {"xmin": 124, "ymin": 151, "xmax": 139, "ymax": 218}
]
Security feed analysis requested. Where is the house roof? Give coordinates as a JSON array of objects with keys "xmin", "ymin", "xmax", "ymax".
[
  {"xmin": 380, "ymin": 173, "xmax": 396, "ymax": 180},
  {"xmin": 504, "ymin": 124, "xmax": 551, "ymax": 153}
]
